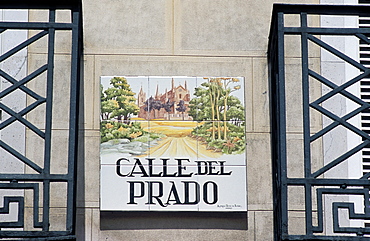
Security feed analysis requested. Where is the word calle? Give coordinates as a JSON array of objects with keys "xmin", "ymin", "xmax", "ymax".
[{"xmin": 116, "ymin": 157, "xmax": 232, "ymax": 177}]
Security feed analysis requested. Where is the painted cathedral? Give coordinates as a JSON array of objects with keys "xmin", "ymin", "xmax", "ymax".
[{"xmin": 137, "ymin": 79, "xmax": 193, "ymax": 120}]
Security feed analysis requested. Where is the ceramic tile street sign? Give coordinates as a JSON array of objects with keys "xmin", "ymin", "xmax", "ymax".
[{"xmin": 100, "ymin": 76, "xmax": 247, "ymax": 211}]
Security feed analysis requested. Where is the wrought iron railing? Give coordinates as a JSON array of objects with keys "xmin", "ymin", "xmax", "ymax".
[
  {"xmin": 269, "ymin": 4, "xmax": 370, "ymax": 240},
  {"xmin": 0, "ymin": 1, "xmax": 82, "ymax": 240}
]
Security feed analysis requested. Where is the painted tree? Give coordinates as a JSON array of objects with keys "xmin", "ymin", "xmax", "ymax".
[
  {"xmin": 143, "ymin": 97, "xmax": 153, "ymax": 117},
  {"xmin": 176, "ymin": 100, "xmax": 187, "ymax": 120},
  {"xmin": 163, "ymin": 99, "xmax": 174, "ymax": 112},
  {"xmin": 224, "ymin": 95, "xmax": 245, "ymax": 125},
  {"xmin": 189, "ymin": 77, "xmax": 244, "ymax": 140},
  {"xmin": 102, "ymin": 77, "xmax": 139, "ymax": 123},
  {"xmin": 163, "ymin": 99, "xmax": 174, "ymax": 119},
  {"xmin": 152, "ymin": 99, "xmax": 163, "ymax": 119},
  {"xmin": 188, "ymin": 86, "xmax": 212, "ymax": 121},
  {"xmin": 101, "ymin": 84, "xmax": 118, "ymax": 120},
  {"xmin": 209, "ymin": 78, "xmax": 222, "ymax": 139},
  {"xmin": 143, "ymin": 97, "xmax": 163, "ymax": 119},
  {"xmin": 189, "ymin": 78, "xmax": 220, "ymax": 139},
  {"xmin": 219, "ymin": 77, "xmax": 241, "ymax": 139}
]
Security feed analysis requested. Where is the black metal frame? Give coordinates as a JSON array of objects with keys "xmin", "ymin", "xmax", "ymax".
[
  {"xmin": 0, "ymin": 0, "xmax": 82, "ymax": 240},
  {"xmin": 269, "ymin": 4, "xmax": 370, "ymax": 241}
]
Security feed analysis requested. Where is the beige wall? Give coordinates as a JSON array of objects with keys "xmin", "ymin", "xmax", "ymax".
[
  {"xmin": 26, "ymin": 0, "xmax": 321, "ymax": 240},
  {"xmin": 79, "ymin": 0, "xmax": 321, "ymax": 240}
]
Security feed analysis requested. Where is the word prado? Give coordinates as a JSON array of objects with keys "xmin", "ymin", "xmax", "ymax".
[{"xmin": 115, "ymin": 157, "xmax": 233, "ymax": 207}]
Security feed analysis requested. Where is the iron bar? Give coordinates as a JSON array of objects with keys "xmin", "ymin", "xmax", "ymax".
[
  {"xmin": 269, "ymin": 3, "xmax": 370, "ymax": 240},
  {"xmin": 0, "ymin": 1, "xmax": 82, "ymax": 239}
]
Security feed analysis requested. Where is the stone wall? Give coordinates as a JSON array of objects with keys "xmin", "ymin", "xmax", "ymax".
[{"xmin": 25, "ymin": 0, "xmax": 322, "ymax": 240}]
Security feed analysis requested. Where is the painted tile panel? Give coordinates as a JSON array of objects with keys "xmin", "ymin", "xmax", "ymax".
[
  {"xmin": 194, "ymin": 77, "xmax": 245, "ymax": 121},
  {"xmin": 100, "ymin": 120, "xmax": 150, "ymax": 165},
  {"xmin": 100, "ymin": 165, "xmax": 150, "ymax": 211},
  {"xmin": 100, "ymin": 76, "xmax": 246, "ymax": 211},
  {"xmin": 148, "ymin": 76, "xmax": 197, "ymax": 121},
  {"xmin": 149, "ymin": 165, "xmax": 199, "ymax": 211},
  {"xmin": 197, "ymin": 165, "xmax": 247, "ymax": 211},
  {"xmin": 196, "ymin": 121, "xmax": 246, "ymax": 166},
  {"xmin": 148, "ymin": 121, "xmax": 198, "ymax": 163}
]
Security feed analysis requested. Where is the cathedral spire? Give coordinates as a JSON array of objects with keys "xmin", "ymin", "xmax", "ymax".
[
  {"xmin": 172, "ymin": 78, "xmax": 175, "ymax": 90},
  {"xmin": 139, "ymin": 85, "xmax": 143, "ymax": 94},
  {"xmin": 155, "ymin": 84, "xmax": 159, "ymax": 99},
  {"xmin": 185, "ymin": 80, "xmax": 187, "ymax": 90},
  {"xmin": 137, "ymin": 84, "xmax": 146, "ymax": 106}
]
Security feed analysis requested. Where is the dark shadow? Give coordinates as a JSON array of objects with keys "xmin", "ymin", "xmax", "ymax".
[
  {"xmin": 75, "ymin": 15, "xmax": 85, "ymax": 240},
  {"xmin": 100, "ymin": 211, "xmax": 247, "ymax": 230}
]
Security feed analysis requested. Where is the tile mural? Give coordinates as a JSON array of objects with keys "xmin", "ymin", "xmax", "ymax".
[
  {"xmin": 100, "ymin": 76, "xmax": 245, "ymax": 162},
  {"xmin": 100, "ymin": 76, "xmax": 247, "ymax": 211}
]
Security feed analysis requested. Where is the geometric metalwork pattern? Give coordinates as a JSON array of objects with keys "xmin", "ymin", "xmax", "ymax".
[
  {"xmin": 0, "ymin": 1, "xmax": 82, "ymax": 240},
  {"xmin": 0, "ymin": 196, "xmax": 24, "ymax": 228},
  {"xmin": 268, "ymin": 4, "xmax": 370, "ymax": 240}
]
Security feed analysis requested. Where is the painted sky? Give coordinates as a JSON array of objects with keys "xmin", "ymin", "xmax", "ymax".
[{"xmin": 100, "ymin": 76, "xmax": 245, "ymax": 104}]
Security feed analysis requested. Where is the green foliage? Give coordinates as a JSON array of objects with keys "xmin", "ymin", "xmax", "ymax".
[
  {"xmin": 188, "ymin": 86, "xmax": 212, "ymax": 121},
  {"xmin": 100, "ymin": 121, "xmax": 166, "ymax": 144},
  {"xmin": 134, "ymin": 133, "xmax": 166, "ymax": 143},
  {"xmin": 191, "ymin": 122, "xmax": 245, "ymax": 154},
  {"xmin": 101, "ymin": 77, "xmax": 139, "ymax": 122},
  {"xmin": 224, "ymin": 95, "xmax": 245, "ymax": 121},
  {"xmin": 189, "ymin": 81, "xmax": 244, "ymax": 122},
  {"xmin": 100, "ymin": 121, "xmax": 145, "ymax": 143},
  {"xmin": 101, "ymin": 98, "xmax": 117, "ymax": 120},
  {"xmin": 188, "ymin": 77, "xmax": 246, "ymax": 154}
]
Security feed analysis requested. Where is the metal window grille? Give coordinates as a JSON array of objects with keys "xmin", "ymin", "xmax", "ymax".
[
  {"xmin": 0, "ymin": 1, "xmax": 82, "ymax": 240},
  {"xmin": 359, "ymin": 0, "xmax": 370, "ymax": 231},
  {"xmin": 269, "ymin": 4, "xmax": 370, "ymax": 240}
]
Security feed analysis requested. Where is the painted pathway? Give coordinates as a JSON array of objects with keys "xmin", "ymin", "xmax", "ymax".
[{"xmin": 148, "ymin": 136, "xmax": 221, "ymax": 159}]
